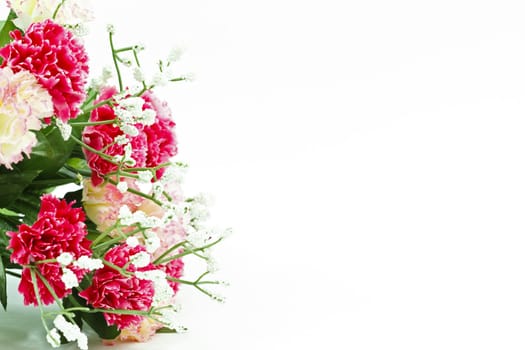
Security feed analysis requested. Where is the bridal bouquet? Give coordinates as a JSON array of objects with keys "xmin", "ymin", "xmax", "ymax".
[{"xmin": 0, "ymin": 1, "xmax": 228, "ymax": 349}]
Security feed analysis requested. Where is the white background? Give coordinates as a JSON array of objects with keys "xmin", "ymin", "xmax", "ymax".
[{"xmin": 2, "ymin": 0, "xmax": 525, "ymax": 349}]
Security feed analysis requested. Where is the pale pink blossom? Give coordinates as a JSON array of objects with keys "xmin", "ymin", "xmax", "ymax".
[{"xmin": 0, "ymin": 67, "xmax": 53, "ymax": 169}]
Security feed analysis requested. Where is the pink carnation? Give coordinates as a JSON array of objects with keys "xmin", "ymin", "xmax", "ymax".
[
  {"xmin": 0, "ymin": 19, "xmax": 89, "ymax": 122},
  {"xmin": 7, "ymin": 194, "xmax": 91, "ymax": 306},
  {"xmin": 82, "ymin": 88, "xmax": 177, "ymax": 185},
  {"xmin": 79, "ymin": 244, "xmax": 155, "ymax": 330}
]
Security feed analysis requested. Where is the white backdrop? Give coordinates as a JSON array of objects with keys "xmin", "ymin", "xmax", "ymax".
[{"xmin": 2, "ymin": 0, "xmax": 525, "ymax": 349}]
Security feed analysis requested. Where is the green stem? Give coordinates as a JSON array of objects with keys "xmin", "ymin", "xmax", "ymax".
[
  {"xmin": 52, "ymin": 0, "xmax": 65, "ymax": 19},
  {"xmin": 29, "ymin": 268, "xmax": 51, "ymax": 333},
  {"xmin": 70, "ymin": 119, "xmax": 117, "ymax": 127},
  {"xmin": 103, "ymin": 260, "xmax": 132, "ymax": 277},
  {"xmin": 109, "ymin": 32, "xmax": 123, "ymax": 91},
  {"xmin": 133, "ymin": 48, "xmax": 147, "ymax": 90},
  {"xmin": 158, "ymin": 238, "xmax": 223, "ymax": 264},
  {"xmin": 94, "ymin": 227, "xmax": 144, "ymax": 251},
  {"xmin": 70, "ymin": 135, "xmax": 118, "ymax": 163},
  {"xmin": 107, "ymin": 178, "xmax": 164, "ymax": 206},
  {"xmin": 153, "ymin": 241, "xmax": 187, "ymax": 264},
  {"xmin": 91, "ymin": 222, "xmax": 120, "ymax": 247},
  {"xmin": 115, "ymin": 46, "xmax": 136, "ymax": 53},
  {"xmin": 66, "ymin": 296, "xmax": 152, "ymax": 317}
]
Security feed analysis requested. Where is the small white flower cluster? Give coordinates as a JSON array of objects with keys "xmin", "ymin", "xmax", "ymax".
[
  {"xmin": 68, "ymin": 23, "xmax": 89, "ymax": 37},
  {"xmin": 135, "ymin": 270, "xmax": 175, "ymax": 306},
  {"xmin": 126, "ymin": 236, "xmax": 140, "ymax": 248},
  {"xmin": 90, "ymin": 66, "xmax": 113, "ymax": 90},
  {"xmin": 57, "ymin": 252, "xmax": 103, "ymax": 289},
  {"xmin": 144, "ymin": 230, "xmax": 161, "ymax": 253},
  {"xmin": 121, "ymin": 219, "xmax": 160, "ymax": 254},
  {"xmin": 116, "ymin": 180, "xmax": 128, "ymax": 193},
  {"xmin": 112, "ymin": 94, "xmax": 156, "ymax": 140},
  {"xmin": 47, "ymin": 315, "xmax": 88, "ymax": 350},
  {"xmin": 106, "ymin": 24, "xmax": 115, "ymax": 34},
  {"xmin": 118, "ymin": 205, "xmax": 162, "ymax": 228},
  {"xmin": 160, "ymin": 163, "xmax": 187, "ymax": 185},
  {"xmin": 129, "ymin": 251, "xmax": 150, "ymax": 268},
  {"xmin": 136, "ymin": 170, "xmax": 153, "ymax": 193},
  {"xmin": 113, "ymin": 143, "xmax": 135, "ymax": 167}
]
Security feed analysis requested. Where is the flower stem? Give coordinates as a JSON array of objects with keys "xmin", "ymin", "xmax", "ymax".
[
  {"xmin": 109, "ymin": 32, "xmax": 123, "ymax": 91},
  {"xmin": 158, "ymin": 238, "xmax": 223, "ymax": 264},
  {"xmin": 29, "ymin": 268, "xmax": 51, "ymax": 333},
  {"xmin": 52, "ymin": 0, "xmax": 65, "ymax": 20},
  {"xmin": 70, "ymin": 119, "xmax": 117, "ymax": 127},
  {"xmin": 152, "ymin": 241, "xmax": 187, "ymax": 264}
]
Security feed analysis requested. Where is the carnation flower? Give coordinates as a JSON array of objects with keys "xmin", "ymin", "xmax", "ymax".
[
  {"xmin": 82, "ymin": 178, "xmax": 147, "ymax": 231},
  {"xmin": 0, "ymin": 66, "xmax": 53, "ymax": 169},
  {"xmin": 118, "ymin": 318, "xmax": 164, "ymax": 343},
  {"xmin": 7, "ymin": 194, "xmax": 92, "ymax": 305},
  {"xmin": 0, "ymin": 19, "xmax": 89, "ymax": 122},
  {"xmin": 82, "ymin": 87, "xmax": 148, "ymax": 185},
  {"xmin": 7, "ymin": 0, "xmax": 94, "ymax": 31},
  {"xmin": 79, "ymin": 244, "xmax": 156, "ymax": 330},
  {"xmin": 82, "ymin": 87, "xmax": 177, "ymax": 185}
]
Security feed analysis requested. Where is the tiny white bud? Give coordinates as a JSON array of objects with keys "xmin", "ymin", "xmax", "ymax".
[
  {"xmin": 116, "ymin": 181, "xmax": 128, "ymax": 193},
  {"xmin": 121, "ymin": 124, "xmax": 139, "ymax": 137},
  {"xmin": 74, "ymin": 256, "xmax": 104, "ymax": 271},
  {"xmin": 115, "ymin": 135, "xmax": 129, "ymax": 145},
  {"xmin": 61, "ymin": 267, "xmax": 79, "ymax": 289},
  {"xmin": 46, "ymin": 329, "xmax": 61, "ymax": 348},
  {"xmin": 133, "ymin": 67, "xmax": 145, "ymax": 82},
  {"xmin": 77, "ymin": 333, "xmax": 88, "ymax": 350},
  {"xmin": 144, "ymin": 230, "xmax": 160, "ymax": 253},
  {"xmin": 56, "ymin": 252, "xmax": 74, "ymax": 266},
  {"xmin": 130, "ymin": 252, "xmax": 151, "ymax": 268},
  {"xmin": 126, "ymin": 236, "xmax": 140, "ymax": 248}
]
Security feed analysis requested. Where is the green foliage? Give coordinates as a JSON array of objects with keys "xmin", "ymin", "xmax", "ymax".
[
  {"xmin": 0, "ymin": 126, "xmax": 76, "ymax": 207},
  {"xmin": 0, "ymin": 10, "xmax": 17, "ymax": 51}
]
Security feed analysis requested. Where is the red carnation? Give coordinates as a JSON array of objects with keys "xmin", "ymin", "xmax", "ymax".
[
  {"xmin": 0, "ymin": 19, "xmax": 89, "ymax": 122},
  {"xmin": 82, "ymin": 87, "xmax": 148, "ymax": 185},
  {"xmin": 82, "ymin": 88, "xmax": 177, "ymax": 185},
  {"xmin": 79, "ymin": 244, "xmax": 155, "ymax": 330},
  {"xmin": 7, "ymin": 194, "xmax": 92, "ymax": 306}
]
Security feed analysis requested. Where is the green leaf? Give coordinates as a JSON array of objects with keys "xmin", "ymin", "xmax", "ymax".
[
  {"xmin": 0, "ymin": 125, "xmax": 77, "ymax": 206},
  {"xmin": 0, "ymin": 10, "xmax": 17, "ymax": 49},
  {"xmin": 64, "ymin": 189, "xmax": 84, "ymax": 207},
  {"xmin": 9, "ymin": 194, "xmax": 41, "ymax": 225},
  {"xmin": 0, "ymin": 208, "xmax": 22, "ymax": 217},
  {"xmin": 0, "ymin": 256, "xmax": 6, "ymax": 310},
  {"xmin": 0, "ymin": 168, "xmax": 41, "ymax": 208}
]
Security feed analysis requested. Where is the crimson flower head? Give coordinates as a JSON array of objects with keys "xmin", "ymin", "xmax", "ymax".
[
  {"xmin": 0, "ymin": 19, "xmax": 89, "ymax": 122},
  {"xmin": 79, "ymin": 244, "xmax": 156, "ymax": 330},
  {"xmin": 82, "ymin": 87, "xmax": 177, "ymax": 186},
  {"xmin": 7, "ymin": 194, "xmax": 92, "ymax": 306}
]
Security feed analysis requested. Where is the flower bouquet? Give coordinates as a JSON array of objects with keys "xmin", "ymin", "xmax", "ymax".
[{"xmin": 0, "ymin": 1, "xmax": 228, "ymax": 349}]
